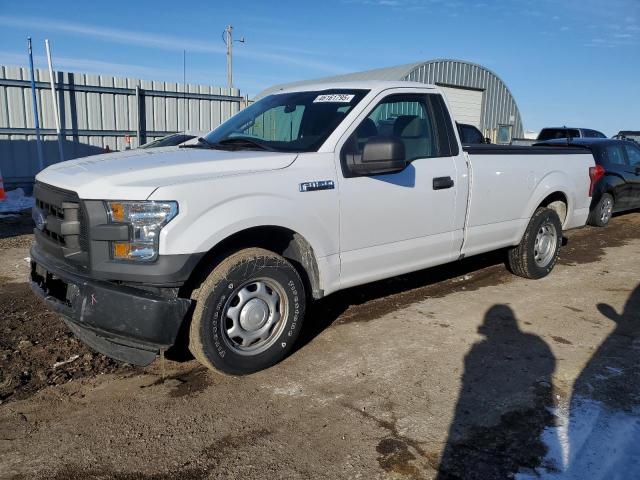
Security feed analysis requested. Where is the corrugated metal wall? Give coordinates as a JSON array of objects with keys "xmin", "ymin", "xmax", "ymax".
[
  {"xmin": 0, "ymin": 65, "xmax": 245, "ymax": 188},
  {"xmin": 404, "ymin": 60, "xmax": 524, "ymax": 139}
]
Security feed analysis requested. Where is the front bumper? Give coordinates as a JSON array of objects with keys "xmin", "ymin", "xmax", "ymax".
[{"xmin": 30, "ymin": 245, "xmax": 192, "ymax": 366}]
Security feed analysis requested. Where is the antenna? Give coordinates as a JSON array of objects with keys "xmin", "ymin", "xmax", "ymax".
[{"xmin": 183, "ymin": 49, "xmax": 186, "ymax": 135}]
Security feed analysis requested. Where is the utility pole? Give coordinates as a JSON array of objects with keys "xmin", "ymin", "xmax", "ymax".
[
  {"xmin": 225, "ymin": 25, "xmax": 233, "ymax": 89},
  {"xmin": 223, "ymin": 25, "xmax": 244, "ymax": 90}
]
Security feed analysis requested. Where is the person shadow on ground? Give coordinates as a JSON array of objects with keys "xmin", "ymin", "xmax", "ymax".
[
  {"xmin": 436, "ymin": 304, "xmax": 557, "ymax": 480},
  {"xmin": 559, "ymin": 284, "xmax": 640, "ymax": 479}
]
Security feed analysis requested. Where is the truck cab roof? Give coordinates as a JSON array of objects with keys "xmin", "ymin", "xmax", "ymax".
[{"xmin": 269, "ymin": 80, "xmax": 438, "ymax": 96}]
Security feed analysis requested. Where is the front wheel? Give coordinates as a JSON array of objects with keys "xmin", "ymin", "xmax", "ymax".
[
  {"xmin": 507, "ymin": 207, "xmax": 562, "ymax": 279},
  {"xmin": 588, "ymin": 193, "xmax": 614, "ymax": 227},
  {"xmin": 189, "ymin": 248, "xmax": 306, "ymax": 375}
]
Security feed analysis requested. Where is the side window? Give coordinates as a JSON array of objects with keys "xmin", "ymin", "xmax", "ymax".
[
  {"xmin": 584, "ymin": 129, "xmax": 606, "ymax": 138},
  {"xmin": 567, "ymin": 129, "xmax": 581, "ymax": 138},
  {"xmin": 625, "ymin": 144, "xmax": 640, "ymax": 166},
  {"xmin": 497, "ymin": 125, "xmax": 513, "ymax": 144},
  {"xmin": 603, "ymin": 145, "xmax": 628, "ymax": 167},
  {"xmin": 459, "ymin": 125, "xmax": 482, "ymax": 144},
  {"xmin": 344, "ymin": 94, "xmax": 439, "ymax": 163}
]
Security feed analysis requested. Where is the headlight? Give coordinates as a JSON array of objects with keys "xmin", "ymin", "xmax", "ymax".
[{"xmin": 106, "ymin": 201, "xmax": 178, "ymax": 262}]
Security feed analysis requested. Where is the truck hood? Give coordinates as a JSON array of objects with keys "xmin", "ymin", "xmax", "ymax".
[{"xmin": 36, "ymin": 147, "xmax": 297, "ymax": 199}]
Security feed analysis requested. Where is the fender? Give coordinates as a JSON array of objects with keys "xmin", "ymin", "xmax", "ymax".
[
  {"xmin": 155, "ymin": 191, "xmax": 339, "ymax": 296},
  {"xmin": 517, "ymin": 170, "xmax": 571, "ymax": 240},
  {"xmin": 160, "ymin": 193, "xmax": 336, "ymax": 257}
]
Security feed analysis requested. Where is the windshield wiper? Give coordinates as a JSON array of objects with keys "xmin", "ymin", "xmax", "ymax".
[
  {"xmin": 180, "ymin": 137, "xmax": 222, "ymax": 149},
  {"xmin": 217, "ymin": 137, "xmax": 274, "ymax": 151}
]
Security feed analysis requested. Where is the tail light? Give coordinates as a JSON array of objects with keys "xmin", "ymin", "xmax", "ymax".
[{"xmin": 588, "ymin": 164, "xmax": 605, "ymax": 197}]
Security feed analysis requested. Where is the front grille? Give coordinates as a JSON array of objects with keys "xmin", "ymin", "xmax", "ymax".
[
  {"xmin": 34, "ymin": 182, "xmax": 89, "ymax": 267},
  {"xmin": 79, "ymin": 207, "xmax": 90, "ymax": 251},
  {"xmin": 35, "ymin": 197, "xmax": 69, "ymax": 246}
]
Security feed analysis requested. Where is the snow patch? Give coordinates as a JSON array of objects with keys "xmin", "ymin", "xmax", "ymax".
[
  {"xmin": 516, "ymin": 396, "xmax": 640, "ymax": 479},
  {"xmin": 0, "ymin": 188, "xmax": 35, "ymax": 213}
]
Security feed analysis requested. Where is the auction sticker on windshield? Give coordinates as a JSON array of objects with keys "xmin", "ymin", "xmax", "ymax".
[{"xmin": 314, "ymin": 94, "xmax": 355, "ymax": 103}]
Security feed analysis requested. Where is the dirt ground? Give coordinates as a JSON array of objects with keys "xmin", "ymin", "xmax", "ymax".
[{"xmin": 1, "ymin": 211, "xmax": 639, "ymax": 479}]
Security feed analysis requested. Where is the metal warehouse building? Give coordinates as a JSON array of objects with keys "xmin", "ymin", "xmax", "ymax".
[{"xmin": 256, "ymin": 59, "xmax": 524, "ymax": 142}]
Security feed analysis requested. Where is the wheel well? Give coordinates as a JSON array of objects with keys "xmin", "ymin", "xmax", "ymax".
[
  {"xmin": 182, "ymin": 226, "xmax": 323, "ymax": 300},
  {"xmin": 538, "ymin": 192, "xmax": 568, "ymax": 225}
]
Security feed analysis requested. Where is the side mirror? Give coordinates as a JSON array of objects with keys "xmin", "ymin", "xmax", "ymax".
[
  {"xmin": 635, "ymin": 165, "xmax": 640, "ymax": 175},
  {"xmin": 484, "ymin": 137, "xmax": 492, "ymax": 144},
  {"xmin": 349, "ymin": 136, "xmax": 406, "ymax": 176}
]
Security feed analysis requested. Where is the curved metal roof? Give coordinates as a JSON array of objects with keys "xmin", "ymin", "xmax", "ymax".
[
  {"xmin": 255, "ymin": 61, "xmax": 424, "ymax": 98},
  {"xmin": 255, "ymin": 59, "xmax": 524, "ymax": 138}
]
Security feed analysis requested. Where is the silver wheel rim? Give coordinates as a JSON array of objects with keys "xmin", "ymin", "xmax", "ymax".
[
  {"xmin": 534, "ymin": 221, "xmax": 558, "ymax": 267},
  {"xmin": 221, "ymin": 278, "xmax": 287, "ymax": 356},
  {"xmin": 600, "ymin": 197, "xmax": 613, "ymax": 224}
]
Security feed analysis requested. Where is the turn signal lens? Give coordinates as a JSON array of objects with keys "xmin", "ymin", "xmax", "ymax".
[
  {"xmin": 113, "ymin": 242, "xmax": 131, "ymax": 258},
  {"xmin": 109, "ymin": 202, "xmax": 125, "ymax": 222}
]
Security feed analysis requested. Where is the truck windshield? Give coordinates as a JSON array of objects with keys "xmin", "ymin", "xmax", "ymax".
[{"xmin": 203, "ymin": 89, "xmax": 368, "ymax": 153}]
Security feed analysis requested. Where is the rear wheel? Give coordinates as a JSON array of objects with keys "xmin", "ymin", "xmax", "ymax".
[
  {"xmin": 189, "ymin": 248, "xmax": 305, "ymax": 375},
  {"xmin": 507, "ymin": 207, "xmax": 562, "ymax": 279},
  {"xmin": 588, "ymin": 193, "xmax": 614, "ymax": 227}
]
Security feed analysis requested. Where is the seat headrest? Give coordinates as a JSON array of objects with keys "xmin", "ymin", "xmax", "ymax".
[
  {"xmin": 356, "ymin": 118, "xmax": 378, "ymax": 138},
  {"xmin": 393, "ymin": 115, "xmax": 425, "ymax": 137}
]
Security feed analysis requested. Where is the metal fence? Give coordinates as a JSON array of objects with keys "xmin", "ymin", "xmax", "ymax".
[{"xmin": 0, "ymin": 65, "xmax": 247, "ymax": 189}]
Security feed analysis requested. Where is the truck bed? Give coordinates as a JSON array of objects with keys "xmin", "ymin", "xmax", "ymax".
[{"xmin": 463, "ymin": 144, "xmax": 588, "ymax": 155}]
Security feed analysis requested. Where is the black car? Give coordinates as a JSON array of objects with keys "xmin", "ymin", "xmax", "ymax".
[
  {"xmin": 457, "ymin": 123, "xmax": 490, "ymax": 144},
  {"xmin": 535, "ymin": 138, "xmax": 640, "ymax": 226},
  {"xmin": 537, "ymin": 127, "xmax": 607, "ymax": 141}
]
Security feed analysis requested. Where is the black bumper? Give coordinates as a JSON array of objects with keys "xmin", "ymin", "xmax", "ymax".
[{"xmin": 30, "ymin": 246, "xmax": 192, "ymax": 366}]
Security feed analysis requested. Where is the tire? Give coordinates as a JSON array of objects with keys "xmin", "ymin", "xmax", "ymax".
[
  {"xmin": 587, "ymin": 193, "xmax": 614, "ymax": 227},
  {"xmin": 507, "ymin": 207, "xmax": 562, "ymax": 279},
  {"xmin": 189, "ymin": 248, "xmax": 305, "ymax": 375}
]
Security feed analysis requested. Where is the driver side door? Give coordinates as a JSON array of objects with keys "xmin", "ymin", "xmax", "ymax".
[{"xmin": 335, "ymin": 90, "xmax": 467, "ymax": 289}]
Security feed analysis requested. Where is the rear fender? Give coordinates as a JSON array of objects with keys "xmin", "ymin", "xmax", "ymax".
[{"xmin": 518, "ymin": 171, "xmax": 572, "ymax": 238}]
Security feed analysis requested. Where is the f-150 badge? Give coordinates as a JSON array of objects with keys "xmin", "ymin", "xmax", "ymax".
[{"xmin": 299, "ymin": 180, "xmax": 335, "ymax": 192}]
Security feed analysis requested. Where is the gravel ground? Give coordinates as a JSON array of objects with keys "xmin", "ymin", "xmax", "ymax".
[{"xmin": 0, "ymin": 211, "xmax": 639, "ymax": 479}]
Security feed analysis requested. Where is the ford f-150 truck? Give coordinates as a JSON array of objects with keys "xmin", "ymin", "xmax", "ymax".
[{"xmin": 30, "ymin": 81, "xmax": 596, "ymax": 374}]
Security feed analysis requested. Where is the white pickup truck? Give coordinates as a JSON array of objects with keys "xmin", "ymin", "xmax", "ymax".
[{"xmin": 30, "ymin": 81, "xmax": 596, "ymax": 374}]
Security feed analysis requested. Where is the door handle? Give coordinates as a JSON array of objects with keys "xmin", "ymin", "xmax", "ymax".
[{"xmin": 433, "ymin": 176, "xmax": 455, "ymax": 190}]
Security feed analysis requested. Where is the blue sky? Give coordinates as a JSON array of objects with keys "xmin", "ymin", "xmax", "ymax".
[{"xmin": 0, "ymin": 0, "xmax": 638, "ymax": 135}]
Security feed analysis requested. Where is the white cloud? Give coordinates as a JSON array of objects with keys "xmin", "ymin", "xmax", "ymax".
[
  {"xmin": 0, "ymin": 15, "xmax": 348, "ymax": 74},
  {"xmin": 0, "ymin": 51, "xmax": 177, "ymax": 80}
]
